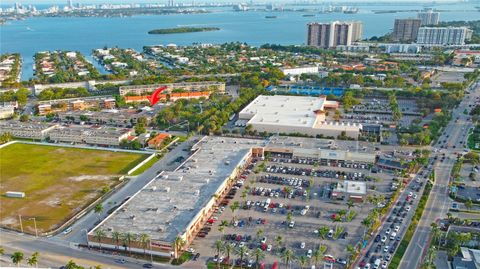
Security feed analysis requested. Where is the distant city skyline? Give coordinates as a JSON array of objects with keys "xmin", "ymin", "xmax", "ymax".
[{"xmin": 1, "ymin": 0, "xmax": 475, "ymax": 5}]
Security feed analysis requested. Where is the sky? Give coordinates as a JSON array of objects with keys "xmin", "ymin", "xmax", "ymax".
[{"xmin": 2, "ymin": 0, "xmax": 474, "ymax": 5}]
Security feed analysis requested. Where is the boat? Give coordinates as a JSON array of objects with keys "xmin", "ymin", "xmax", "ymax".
[
  {"xmin": 265, "ymin": 15, "xmax": 277, "ymax": 19},
  {"xmin": 302, "ymin": 14, "xmax": 315, "ymax": 17}
]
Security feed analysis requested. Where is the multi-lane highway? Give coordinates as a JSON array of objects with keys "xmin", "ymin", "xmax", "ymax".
[
  {"xmin": 353, "ymin": 80, "xmax": 480, "ymax": 269},
  {"xmin": 399, "ymin": 80, "xmax": 480, "ymax": 269}
]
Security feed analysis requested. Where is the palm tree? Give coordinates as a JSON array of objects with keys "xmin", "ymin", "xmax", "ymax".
[
  {"xmin": 275, "ymin": 235, "xmax": 283, "ymax": 250},
  {"xmin": 236, "ymin": 246, "xmax": 248, "ymax": 269},
  {"xmin": 214, "ymin": 240, "xmax": 224, "ymax": 257},
  {"xmin": 94, "ymin": 203, "xmax": 104, "ymax": 220},
  {"xmin": 222, "ymin": 242, "xmax": 234, "ymax": 264},
  {"xmin": 361, "ymin": 217, "xmax": 372, "ymax": 238},
  {"xmin": 283, "ymin": 187, "xmax": 291, "ymax": 199},
  {"xmin": 27, "ymin": 252, "xmax": 39, "ymax": 268},
  {"xmin": 94, "ymin": 229, "xmax": 106, "ymax": 251},
  {"xmin": 121, "ymin": 232, "xmax": 135, "ymax": 255},
  {"xmin": 0, "ymin": 246, "xmax": 4, "ymax": 255},
  {"xmin": 11, "ymin": 251, "xmax": 24, "ymax": 267},
  {"xmin": 317, "ymin": 226, "xmax": 330, "ymax": 241},
  {"xmin": 220, "ymin": 220, "xmax": 229, "ymax": 227},
  {"xmin": 346, "ymin": 199, "xmax": 354, "ymax": 212},
  {"xmin": 286, "ymin": 212, "xmax": 293, "ymax": 223},
  {"xmin": 230, "ymin": 201, "xmax": 240, "ymax": 222},
  {"xmin": 253, "ymin": 248, "xmax": 265, "ymax": 269},
  {"xmin": 298, "ymin": 255, "xmax": 308, "ymax": 269},
  {"xmin": 346, "ymin": 244, "xmax": 355, "ymax": 265},
  {"xmin": 174, "ymin": 236, "xmax": 186, "ymax": 259},
  {"xmin": 281, "ymin": 249, "xmax": 296, "ymax": 269},
  {"xmin": 139, "ymin": 233, "xmax": 150, "ymax": 258},
  {"xmin": 256, "ymin": 229, "xmax": 264, "ymax": 241},
  {"xmin": 431, "ymin": 223, "xmax": 441, "ymax": 248},
  {"xmin": 111, "ymin": 231, "xmax": 121, "ymax": 250},
  {"xmin": 312, "ymin": 247, "xmax": 325, "ymax": 267}
]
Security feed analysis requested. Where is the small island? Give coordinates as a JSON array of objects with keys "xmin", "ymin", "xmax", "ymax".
[{"xmin": 148, "ymin": 27, "xmax": 220, "ymax": 35}]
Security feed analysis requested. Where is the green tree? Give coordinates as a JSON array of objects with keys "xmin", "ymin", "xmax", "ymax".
[
  {"xmin": 253, "ymin": 248, "xmax": 265, "ymax": 269},
  {"xmin": 94, "ymin": 229, "xmax": 106, "ymax": 251},
  {"xmin": 222, "ymin": 242, "xmax": 234, "ymax": 264},
  {"xmin": 236, "ymin": 246, "xmax": 249, "ymax": 269},
  {"xmin": 93, "ymin": 203, "xmax": 103, "ymax": 220},
  {"xmin": 19, "ymin": 114, "xmax": 29, "ymax": 122},
  {"xmin": 11, "ymin": 251, "xmax": 24, "ymax": 267},
  {"xmin": 317, "ymin": 226, "xmax": 330, "ymax": 241},
  {"xmin": 139, "ymin": 233, "xmax": 150, "ymax": 258},
  {"xmin": 121, "ymin": 232, "xmax": 136, "ymax": 255},
  {"xmin": 135, "ymin": 122, "xmax": 146, "ymax": 135},
  {"xmin": 173, "ymin": 236, "xmax": 185, "ymax": 259},
  {"xmin": 27, "ymin": 251, "xmax": 39, "ymax": 267},
  {"xmin": 465, "ymin": 199, "xmax": 473, "ymax": 210},
  {"xmin": 281, "ymin": 249, "xmax": 296, "ymax": 269},
  {"xmin": 298, "ymin": 255, "xmax": 308, "ymax": 269},
  {"xmin": 111, "ymin": 231, "xmax": 121, "ymax": 250}
]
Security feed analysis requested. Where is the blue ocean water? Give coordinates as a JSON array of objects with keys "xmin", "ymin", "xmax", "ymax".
[{"xmin": 0, "ymin": 2, "xmax": 479, "ymax": 80}]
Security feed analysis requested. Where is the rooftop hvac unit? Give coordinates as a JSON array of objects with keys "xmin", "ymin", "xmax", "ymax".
[
  {"xmin": 151, "ymin": 186, "xmax": 157, "ymax": 191},
  {"xmin": 162, "ymin": 187, "xmax": 170, "ymax": 193},
  {"xmin": 194, "ymin": 190, "xmax": 200, "ymax": 196}
]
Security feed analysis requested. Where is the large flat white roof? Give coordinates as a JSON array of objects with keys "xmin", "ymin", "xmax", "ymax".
[{"xmin": 239, "ymin": 95, "xmax": 326, "ymax": 128}]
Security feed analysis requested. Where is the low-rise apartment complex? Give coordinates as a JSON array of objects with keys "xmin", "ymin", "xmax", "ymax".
[
  {"xmin": 0, "ymin": 121, "xmax": 58, "ymax": 140},
  {"xmin": 119, "ymin": 81, "xmax": 226, "ymax": 96},
  {"xmin": 49, "ymin": 125, "xmax": 132, "ymax": 146}
]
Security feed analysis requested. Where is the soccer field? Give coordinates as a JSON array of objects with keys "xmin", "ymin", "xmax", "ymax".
[{"xmin": 0, "ymin": 143, "xmax": 147, "ymax": 234}]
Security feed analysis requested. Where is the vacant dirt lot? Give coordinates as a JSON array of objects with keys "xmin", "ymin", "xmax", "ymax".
[{"xmin": 0, "ymin": 143, "xmax": 147, "ymax": 234}]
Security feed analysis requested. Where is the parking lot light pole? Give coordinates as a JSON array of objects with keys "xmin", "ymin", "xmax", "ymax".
[{"xmin": 29, "ymin": 217, "xmax": 38, "ymax": 237}]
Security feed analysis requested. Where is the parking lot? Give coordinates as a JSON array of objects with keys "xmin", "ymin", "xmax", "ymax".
[{"xmin": 190, "ymin": 153, "xmax": 400, "ymax": 268}]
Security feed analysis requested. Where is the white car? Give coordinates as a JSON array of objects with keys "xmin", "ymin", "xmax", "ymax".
[
  {"xmin": 289, "ymin": 221, "xmax": 295, "ymax": 228},
  {"xmin": 385, "ymin": 228, "xmax": 391, "ymax": 235},
  {"xmin": 261, "ymin": 237, "xmax": 267, "ymax": 244},
  {"xmin": 300, "ymin": 242, "xmax": 306, "ymax": 249},
  {"xmin": 390, "ymin": 232, "xmax": 397, "ymax": 240},
  {"xmin": 307, "ymin": 249, "xmax": 312, "ymax": 258},
  {"xmin": 384, "ymin": 246, "xmax": 389, "ymax": 253},
  {"xmin": 406, "ymin": 206, "xmax": 411, "ymax": 212},
  {"xmin": 408, "ymin": 192, "xmax": 413, "ymax": 197},
  {"xmin": 382, "ymin": 261, "xmax": 388, "ymax": 269},
  {"xmin": 394, "ymin": 226, "xmax": 400, "ymax": 232},
  {"xmin": 267, "ymin": 245, "xmax": 272, "ymax": 252},
  {"xmin": 381, "ymin": 236, "xmax": 387, "ymax": 243}
]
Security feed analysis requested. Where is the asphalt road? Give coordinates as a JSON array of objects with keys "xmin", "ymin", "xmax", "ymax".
[{"xmin": 398, "ymin": 80, "xmax": 480, "ymax": 269}]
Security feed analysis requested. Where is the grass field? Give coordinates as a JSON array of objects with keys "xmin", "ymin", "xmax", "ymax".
[{"xmin": 0, "ymin": 143, "xmax": 147, "ymax": 234}]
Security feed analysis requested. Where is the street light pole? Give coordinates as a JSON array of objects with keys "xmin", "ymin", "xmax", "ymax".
[
  {"xmin": 149, "ymin": 240, "xmax": 153, "ymax": 263},
  {"xmin": 18, "ymin": 215, "xmax": 24, "ymax": 233},
  {"xmin": 29, "ymin": 217, "xmax": 38, "ymax": 237}
]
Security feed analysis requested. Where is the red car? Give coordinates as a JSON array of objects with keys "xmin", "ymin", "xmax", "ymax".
[
  {"xmin": 324, "ymin": 255, "xmax": 336, "ymax": 263},
  {"xmin": 359, "ymin": 260, "xmax": 366, "ymax": 267},
  {"xmin": 207, "ymin": 219, "xmax": 216, "ymax": 224}
]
